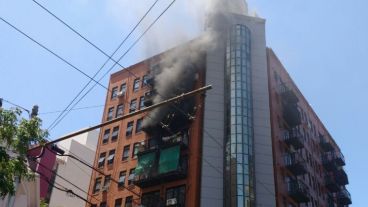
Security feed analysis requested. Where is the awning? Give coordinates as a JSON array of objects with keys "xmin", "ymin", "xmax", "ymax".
[
  {"xmin": 158, "ymin": 145, "xmax": 180, "ymax": 174},
  {"xmin": 135, "ymin": 152, "xmax": 156, "ymax": 175}
]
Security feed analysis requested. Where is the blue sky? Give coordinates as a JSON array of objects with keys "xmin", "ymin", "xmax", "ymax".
[{"xmin": 0, "ymin": 0, "xmax": 366, "ymax": 206}]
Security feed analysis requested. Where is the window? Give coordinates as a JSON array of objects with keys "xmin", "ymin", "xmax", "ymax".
[
  {"xmin": 116, "ymin": 104, "xmax": 124, "ymax": 118},
  {"xmin": 102, "ymin": 129, "xmax": 110, "ymax": 144},
  {"xmin": 142, "ymin": 75, "xmax": 148, "ymax": 87},
  {"xmin": 166, "ymin": 185, "xmax": 186, "ymax": 207},
  {"xmin": 129, "ymin": 99, "xmax": 137, "ymax": 113},
  {"xmin": 91, "ymin": 205, "xmax": 97, "ymax": 207},
  {"xmin": 122, "ymin": 145, "xmax": 130, "ymax": 161},
  {"xmin": 133, "ymin": 78, "xmax": 140, "ymax": 92},
  {"xmin": 126, "ymin": 121, "xmax": 134, "ymax": 137},
  {"xmin": 93, "ymin": 178, "xmax": 102, "ymax": 194},
  {"xmin": 114, "ymin": 198, "xmax": 122, "ymax": 207},
  {"xmin": 111, "ymin": 126, "xmax": 119, "ymax": 141},
  {"xmin": 100, "ymin": 202, "xmax": 106, "ymax": 207},
  {"xmin": 142, "ymin": 191, "xmax": 161, "ymax": 207},
  {"xmin": 128, "ymin": 169, "xmax": 135, "ymax": 185},
  {"xmin": 104, "ymin": 175, "xmax": 111, "ymax": 189},
  {"xmin": 107, "ymin": 107, "xmax": 114, "ymax": 121},
  {"xmin": 125, "ymin": 196, "xmax": 133, "ymax": 207},
  {"xmin": 139, "ymin": 96, "xmax": 145, "ymax": 109},
  {"xmin": 111, "ymin": 87, "xmax": 118, "ymax": 99},
  {"xmin": 107, "ymin": 150, "xmax": 115, "ymax": 165},
  {"xmin": 98, "ymin": 152, "xmax": 106, "ymax": 168},
  {"xmin": 120, "ymin": 83, "xmax": 127, "ymax": 93},
  {"xmin": 136, "ymin": 118, "xmax": 143, "ymax": 133},
  {"xmin": 118, "ymin": 171, "xmax": 126, "ymax": 187},
  {"xmin": 132, "ymin": 143, "xmax": 140, "ymax": 159}
]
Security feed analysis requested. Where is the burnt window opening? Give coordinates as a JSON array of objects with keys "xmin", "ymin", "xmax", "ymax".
[
  {"xmin": 118, "ymin": 171, "xmax": 126, "ymax": 187},
  {"xmin": 107, "ymin": 150, "xmax": 115, "ymax": 165},
  {"xmin": 111, "ymin": 87, "xmax": 118, "ymax": 99},
  {"xmin": 122, "ymin": 145, "xmax": 130, "ymax": 161},
  {"xmin": 125, "ymin": 196, "xmax": 133, "ymax": 207},
  {"xmin": 114, "ymin": 198, "xmax": 122, "ymax": 207},
  {"xmin": 107, "ymin": 107, "xmax": 114, "ymax": 121},
  {"xmin": 116, "ymin": 104, "xmax": 124, "ymax": 118},
  {"xmin": 128, "ymin": 169, "xmax": 135, "ymax": 185},
  {"xmin": 166, "ymin": 185, "xmax": 186, "ymax": 207},
  {"xmin": 133, "ymin": 78, "xmax": 140, "ymax": 92},
  {"xmin": 126, "ymin": 121, "xmax": 134, "ymax": 137},
  {"xmin": 93, "ymin": 178, "xmax": 102, "ymax": 194},
  {"xmin": 100, "ymin": 202, "xmax": 106, "ymax": 207},
  {"xmin": 102, "ymin": 129, "xmax": 110, "ymax": 144},
  {"xmin": 98, "ymin": 152, "xmax": 106, "ymax": 168},
  {"xmin": 129, "ymin": 99, "xmax": 137, "ymax": 113},
  {"xmin": 132, "ymin": 143, "xmax": 140, "ymax": 159},
  {"xmin": 111, "ymin": 126, "xmax": 119, "ymax": 141},
  {"xmin": 136, "ymin": 118, "xmax": 143, "ymax": 133}
]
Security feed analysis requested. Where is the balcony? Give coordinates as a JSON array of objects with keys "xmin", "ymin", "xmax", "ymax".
[
  {"xmin": 134, "ymin": 146, "xmax": 188, "ymax": 188},
  {"xmin": 324, "ymin": 175, "xmax": 340, "ymax": 192},
  {"xmin": 322, "ymin": 152, "xmax": 345, "ymax": 172},
  {"xmin": 137, "ymin": 130, "xmax": 189, "ymax": 155},
  {"xmin": 335, "ymin": 168, "xmax": 349, "ymax": 186},
  {"xmin": 320, "ymin": 136, "xmax": 335, "ymax": 152},
  {"xmin": 337, "ymin": 188, "xmax": 352, "ymax": 205},
  {"xmin": 284, "ymin": 152, "xmax": 307, "ymax": 176},
  {"xmin": 282, "ymin": 103, "xmax": 302, "ymax": 128},
  {"xmin": 282, "ymin": 129, "xmax": 304, "ymax": 150},
  {"xmin": 287, "ymin": 180, "xmax": 310, "ymax": 203},
  {"xmin": 143, "ymin": 90, "xmax": 156, "ymax": 107},
  {"xmin": 277, "ymin": 84, "xmax": 299, "ymax": 104}
]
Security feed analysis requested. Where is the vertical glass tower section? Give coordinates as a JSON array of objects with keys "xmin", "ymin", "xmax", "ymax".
[{"xmin": 225, "ymin": 24, "xmax": 255, "ymax": 207}]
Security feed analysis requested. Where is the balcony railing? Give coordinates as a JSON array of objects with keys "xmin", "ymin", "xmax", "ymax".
[
  {"xmin": 277, "ymin": 84, "xmax": 299, "ymax": 104},
  {"xmin": 320, "ymin": 136, "xmax": 335, "ymax": 152},
  {"xmin": 337, "ymin": 188, "xmax": 352, "ymax": 205},
  {"xmin": 284, "ymin": 152, "xmax": 307, "ymax": 176},
  {"xmin": 322, "ymin": 151, "xmax": 345, "ymax": 172},
  {"xmin": 137, "ymin": 131, "xmax": 189, "ymax": 155},
  {"xmin": 134, "ymin": 156, "xmax": 188, "ymax": 188},
  {"xmin": 287, "ymin": 180, "xmax": 310, "ymax": 203},
  {"xmin": 335, "ymin": 168, "xmax": 349, "ymax": 186},
  {"xmin": 325, "ymin": 175, "xmax": 340, "ymax": 192},
  {"xmin": 282, "ymin": 129, "xmax": 304, "ymax": 150}
]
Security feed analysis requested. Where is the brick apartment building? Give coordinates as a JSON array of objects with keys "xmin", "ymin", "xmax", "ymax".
[{"xmin": 86, "ymin": 1, "xmax": 351, "ymax": 207}]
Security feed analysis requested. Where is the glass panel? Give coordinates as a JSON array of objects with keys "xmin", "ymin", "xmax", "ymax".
[
  {"xmin": 158, "ymin": 145, "xmax": 180, "ymax": 174},
  {"xmin": 135, "ymin": 152, "xmax": 156, "ymax": 175}
]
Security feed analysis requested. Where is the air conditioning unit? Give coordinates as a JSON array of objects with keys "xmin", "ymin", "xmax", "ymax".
[
  {"xmin": 166, "ymin": 198, "xmax": 177, "ymax": 206},
  {"xmin": 117, "ymin": 91, "xmax": 125, "ymax": 97}
]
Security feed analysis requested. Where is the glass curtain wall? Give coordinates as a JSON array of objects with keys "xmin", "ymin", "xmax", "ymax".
[{"xmin": 225, "ymin": 24, "xmax": 255, "ymax": 207}]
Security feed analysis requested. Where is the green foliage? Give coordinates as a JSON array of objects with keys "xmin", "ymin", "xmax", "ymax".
[
  {"xmin": 40, "ymin": 199, "xmax": 48, "ymax": 207},
  {"xmin": 0, "ymin": 108, "xmax": 48, "ymax": 198}
]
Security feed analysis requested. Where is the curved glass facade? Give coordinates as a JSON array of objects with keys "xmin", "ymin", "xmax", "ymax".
[{"xmin": 225, "ymin": 24, "xmax": 255, "ymax": 207}]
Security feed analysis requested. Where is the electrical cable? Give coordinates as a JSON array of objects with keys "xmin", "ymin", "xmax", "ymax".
[
  {"xmin": 0, "ymin": 17, "xmax": 109, "ymax": 91},
  {"xmin": 29, "ymin": 155, "xmax": 101, "ymax": 202},
  {"xmin": 39, "ymin": 105, "xmax": 104, "ymax": 115},
  {"xmin": 35, "ymin": 0, "xmax": 160, "ymax": 131}
]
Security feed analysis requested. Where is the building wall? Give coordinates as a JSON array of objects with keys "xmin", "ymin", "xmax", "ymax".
[
  {"xmin": 267, "ymin": 48, "xmax": 350, "ymax": 207},
  {"xmin": 48, "ymin": 131, "xmax": 98, "ymax": 207},
  {"xmin": 86, "ymin": 56, "xmax": 205, "ymax": 207}
]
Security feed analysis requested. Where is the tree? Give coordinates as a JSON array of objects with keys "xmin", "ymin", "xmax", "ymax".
[{"xmin": 0, "ymin": 108, "xmax": 48, "ymax": 198}]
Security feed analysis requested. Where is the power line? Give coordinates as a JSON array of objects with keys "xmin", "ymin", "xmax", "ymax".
[
  {"xmin": 0, "ymin": 98, "xmax": 30, "ymax": 114},
  {"xmin": 37, "ymin": 0, "xmax": 160, "ymax": 131},
  {"xmin": 30, "ymin": 156, "xmax": 101, "ymax": 203},
  {"xmin": 47, "ymin": 0, "xmax": 176, "ymax": 132},
  {"xmin": 39, "ymin": 105, "xmax": 104, "ymax": 115},
  {"xmin": 0, "ymin": 17, "xmax": 109, "ymax": 91}
]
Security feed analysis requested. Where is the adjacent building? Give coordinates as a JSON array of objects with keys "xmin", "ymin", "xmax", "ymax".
[
  {"xmin": 86, "ymin": 0, "xmax": 351, "ymax": 207},
  {"xmin": 48, "ymin": 130, "xmax": 99, "ymax": 207}
]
